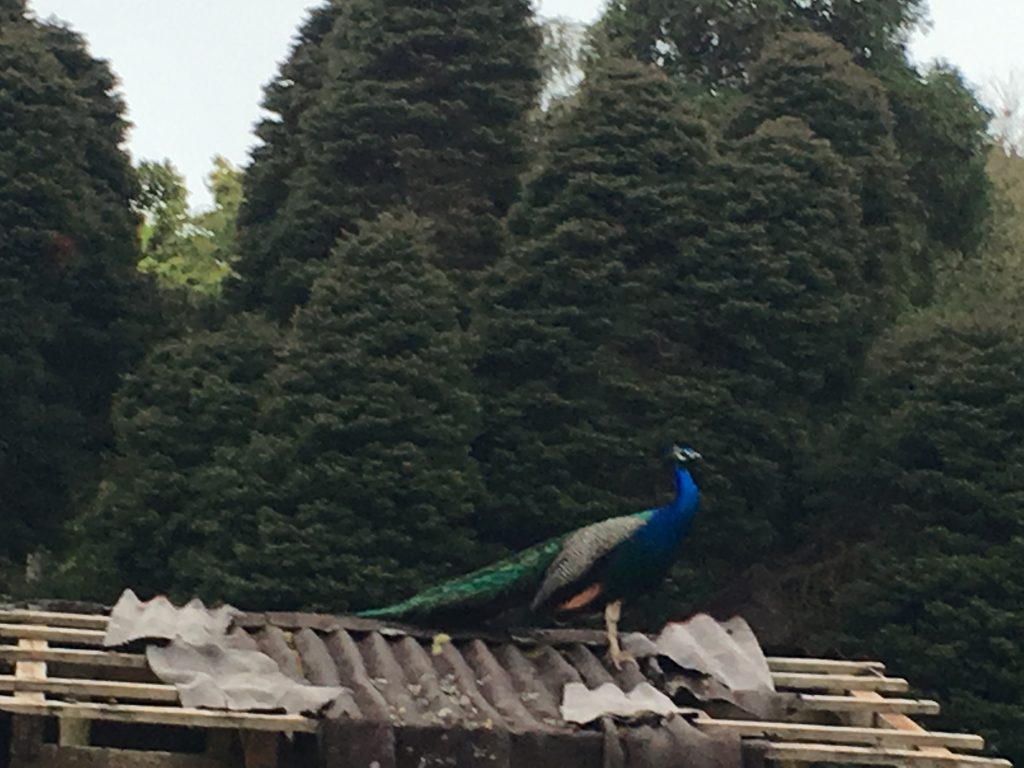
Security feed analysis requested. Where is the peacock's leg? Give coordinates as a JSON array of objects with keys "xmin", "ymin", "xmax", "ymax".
[{"xmin": 604, "ymin": 600, "xmax": 633, "ymax": 669}]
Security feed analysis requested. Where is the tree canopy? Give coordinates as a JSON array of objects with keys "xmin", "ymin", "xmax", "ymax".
[{"xmin": 0, "ymin": 9, "xmax": 152, "ymax": 567}]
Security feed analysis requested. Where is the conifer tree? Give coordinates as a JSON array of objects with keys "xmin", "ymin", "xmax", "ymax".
[
  {"xmin": 817, "ymin": 308, "xmax": 1024, "ymax": 761},
  {"xmin": 598, "ymin": 0, "xmax": 924, "ymax": 86},
  {"xmin": 77, "ymin": 215, "xmax": 482, "ymax": 610},
  {"xmin": 66, "ymin": 315, "xmax": 281, "ymax": 599},
  {"xmin": 233, "ymin": 0, "xmax": 542, "ymax": 319},
  {"xmin": 474, "ymin": 59, "xmax": 713, "ymax": 551},
  {"xmin": 734, "ymin": 32, "xmax": 921, "ymax": 307},
  {"xmin": 0, "ymin": 9, "xmax": 150, "ymax": 566},
  {"xmin": 223, "ymin": 213, "xmax": 482, "ymax": 610},
  {"xmin": 232, "ymin": 3, "xmax": 342, "ymax": 314}
]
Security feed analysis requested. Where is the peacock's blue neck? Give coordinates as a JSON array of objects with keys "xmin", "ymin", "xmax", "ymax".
[{"xmin": 639, "ymin": 466, "xmax": 700, "ymax": 547}]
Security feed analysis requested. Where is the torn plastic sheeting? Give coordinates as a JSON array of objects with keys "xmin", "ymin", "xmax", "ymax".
[
  {"xmin": 561, "ymin": 682, "xmax": 677, "ymax": 725},
  {"xmin": 103, "ymin": 590, "xmax": 239, "ymax": 647},
  {"xmin": 624, "ymin": 613, "xmax": 780, "ymax": 719},
  {"xmin": 104, "ymin": 589, "xmax": 344, "ymax": 716},
  {"xmin": 147, "ymin": 641, "xmax": 344, "ymax": 715}
]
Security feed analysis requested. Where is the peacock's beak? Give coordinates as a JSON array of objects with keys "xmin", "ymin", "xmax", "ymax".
[{"xmin": 672, "ymin": 445, "xmax": 702, "ymax": 463}]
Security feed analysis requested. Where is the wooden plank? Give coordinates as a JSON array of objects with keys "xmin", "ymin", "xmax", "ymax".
[
  {"xmin": 767, "ymin": 657, "xmax": 885, "ymax": 675},
  {"xmin": 242, "ymin": 731, "xmax": 280, "ymax": 768},
  {"xmin": 0, "ymin": 623, "xmax": 106, "ymax": 645},
  {"xmin": 853, "ymin": 690, "xmax": 955, "ymax": 759},
  {"xmin": 0, "ymin": 675, "xmax": 178, "ymax": 703},
  {"xmin": 0, "ymin": 646, "xmax": 147, "ymax": 669},
  {"xmin": 17, "ymin": 744, "xmax": 227, "ymax": 768},
  {"xmin": 14, "ymin": 639, "xmax": 47, "ymax": 704},
  {"xmin": 698, "ymin": 718, "xmax": 984, "ymax": 751},
  {"xmin": 58, "ymin": 716, "xmax": 92, "ymax": 746},
  {"xmin": 0, "ymin": 695, "xmax": 318, "ymax": 733},
  {"xmin": 762, "ymin": 742, "xmax": 1012, "ymax": 768},
  {"xmin": 773, "ymin": 672, "xmax": 909, "ymax": 693},
  {"xmin": 0, "ymin": 610, "xmax": 109, "ymax": 630},
  {"xmin": 794, "ymin": 694, "xmax": 941, "ymax": 717}
]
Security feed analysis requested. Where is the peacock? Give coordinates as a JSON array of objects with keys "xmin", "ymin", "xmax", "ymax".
[{"xmin": 360, "ymin": 444, "xmax": 702, "ymax": 667}]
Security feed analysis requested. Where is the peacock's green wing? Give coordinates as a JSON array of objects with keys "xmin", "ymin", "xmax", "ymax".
[{"xmin": 358, "ymin": 508, "xmax": 656, "ymax": 623}]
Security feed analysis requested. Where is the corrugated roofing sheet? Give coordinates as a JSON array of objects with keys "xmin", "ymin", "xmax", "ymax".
[{"xmin": 233, "ymin": 612, "xmax": 748, "ymax": 768}]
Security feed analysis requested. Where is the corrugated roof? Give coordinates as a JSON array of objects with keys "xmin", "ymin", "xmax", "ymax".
[
  {"xmin": 0, "ymin": 602, "xmax": 1011, "ymax": 768},
  {"xmin": 233, "ymin": 612, "xmax": 745, "ymax": 768}
]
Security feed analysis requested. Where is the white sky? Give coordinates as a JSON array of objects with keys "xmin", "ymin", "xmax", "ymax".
[{"xmin": 25, "ymin": 0, "xmax": 1024, "ymax": 210}]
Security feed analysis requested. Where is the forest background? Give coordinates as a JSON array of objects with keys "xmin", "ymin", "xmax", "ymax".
[{"xmin": 3, "ymin": 0, "xmax": 1024, "ymax": 758}]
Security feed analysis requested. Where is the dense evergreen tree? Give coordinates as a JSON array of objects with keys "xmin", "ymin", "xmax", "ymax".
[
  {"xmin": 0, "ymin": 9, "xmax": 150, "ymax": 566},
  {"xmin": 808, "ymin": 308, "xmax": 1024, "ymax": 762},
  {"xmin": 734, "ymin": 32, "xmax": 922, "ymax": 307},
  {"xmin": 474, "ymin": 59, "xmax": 713, "ymax": 553},
  {"xmin": 227, "ymin": 214, "xmax": 482, "ymax": 610},
  {"xmin": 232, "ymin": 3, "xmax": 342, "ymax": 315},
  {"xmin": 879, "ymin": 62, "xmax": 992, "ymax": 260},
  {"xmin": 232, "ymin": 0, "xmax": 542, "ymax": 319},
  {"xmin": 73, "ymin": 215, "xmax": 482, "ymax": 610},
  {"xmin": 598, "ymin": 0, "xmax": 924, "ymax": 86},
  {"xmin": 655, "ymin": 116, "xmax": 871, "ymax": 601},
  {"xmin": 596, "ymin": 0, "xmax": 991, "ymax": 286},
  {"xmin": 66, "ymin": 315, "xmax": 282, "ymax": 599}
]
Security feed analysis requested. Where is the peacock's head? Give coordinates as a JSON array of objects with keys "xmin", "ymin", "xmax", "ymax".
[{"xmin": 671, "ymin": 444, "xmax": 702, "ymax": 464}]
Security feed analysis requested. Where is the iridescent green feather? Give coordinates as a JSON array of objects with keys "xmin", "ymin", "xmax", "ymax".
[{"xmin": 359, "ymin": 509, "xmax": 655, "ymax": 622}]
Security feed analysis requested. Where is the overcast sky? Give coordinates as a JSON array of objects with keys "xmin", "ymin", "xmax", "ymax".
[{"xmin": 26, "ymin": 0, "xmax": 1024, "ymax": 209}]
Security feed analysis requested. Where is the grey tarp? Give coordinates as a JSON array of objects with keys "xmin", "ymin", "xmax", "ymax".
[
  {"xmin": 103, "ymin": 590, "xmax": 345, "ymax": 715},
  {"xmin": 624, "ymin": 613, "xmax": 781, "ymax": 719}
]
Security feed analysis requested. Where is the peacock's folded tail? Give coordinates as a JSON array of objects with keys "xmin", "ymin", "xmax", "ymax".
[{"xmin": 359, "ymin": 509, "xmax": 656, "ymax": 624}]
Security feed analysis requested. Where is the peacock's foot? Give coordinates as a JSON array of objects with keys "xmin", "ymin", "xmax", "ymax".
[{"xmin": 609, "ymin": 647, "xmax": 635, "ymax": 670}]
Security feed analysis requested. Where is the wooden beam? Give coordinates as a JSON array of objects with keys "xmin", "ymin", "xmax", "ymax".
[
  {"xmin": 0, "ymin": 646, "xmax": 147, "ymax": 669},
  {"xmin": 14, "ymin": 639, "xmax": 47, "ymax": 703},
  {"xmin": 852, "ymin": 691, "xmax": 956, "ymax": 759},
  {"xmin": 58, "ymin": 716, "xmax": 92, "ymax": 747},
  {"xmin": 773, "ymin": 672, "xmax": 909, "ymax": 694},
  {"xmin": 22, "ymin": 744, "xmax": 227, "ymax": 768},
  {"xmin": 0, "ymin": 674, "xmax": 178, "ymax": 703},
  {"xmin": 242, "ymin": 731, "xmax": 280, "ymax": 768},
  {"xmin": 0, "ymin": 622, "xmax": 106, "ymax": 645},
  {"xmin": 698, "ymin": 718, "xmax": 984, "ymax": 751},
  {"xmin": 767, "ymin": 657, "xmax": 886, "ymax": 675},
  {"xmin": 0, "ymin": 610, "xmax": 109, "ymax": 630},
  {"xmin": 0, "ymin": 695, "xmax": 318, "ymax": 733},
  {"xmin": 762, "ymin": 742, "xmax": 1012, "ymax": 768},
  {"xmin": 793, "ymin": 695, "xmax": 941, "ymax": 717}
]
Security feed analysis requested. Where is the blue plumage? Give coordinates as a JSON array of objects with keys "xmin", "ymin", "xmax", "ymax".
[{"xmin": 361, "ymin": 444, "xmax": 702, "ymax": 666}]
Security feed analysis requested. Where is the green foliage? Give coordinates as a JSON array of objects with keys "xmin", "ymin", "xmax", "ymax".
[
  {"xmin": 233, "ymin": 0, "xmax": 542, "ymax": 319},
  {"xmin": 63, "ymin": 314, "xmax": 282, "ymax": 598},
  {"xmin": 812, "ymin": 307, "xmax": 1024, "ymax": 761},
  {"xmin": 136, "ymin": 156, "xmax": 241, "ymax": 297},
  {"xmin": 73, "ymin": 214, "xmax": 482, "ymax": 611},
  {"xmin": 734, "ymin": 32, "xmax": 923, "ymax": 307},
  {"xmin": 234, "ymin": 213, "xmax": 482, "ymax": 610},
  {"xmin": 0, "ymin": 10, "xmax": 151, "ymax": 564},
  {"xmin": 474, "ymin": 59, "xmax": 713, "ymax": 552},
  {"xmin": 232, "ymin": 3, "xmax": 341, "ymax": 316},
  {"xmin": 597, "ymin": 0, "xmax": 924, "ymax": 86},
  {"xmin": 879, "ymin": 64, "xmax": 992, "ymax": 259}
]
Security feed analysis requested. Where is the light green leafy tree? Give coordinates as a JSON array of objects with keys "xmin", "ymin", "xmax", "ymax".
[{"xmin": 136, "ymin": 156, "xmax": 242, "ymax": 296}]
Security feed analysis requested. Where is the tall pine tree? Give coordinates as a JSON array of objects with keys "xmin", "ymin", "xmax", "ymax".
[
  {"xmin": 232, "ymin": 0, "xmax": 542, "ymax": 319},
  {"xmin": 0, "ymin": 8, "xmax": 150, "ymax": 568},
  {"xmin": 66, "ymin": 315, "xmax": 282, "ymax": 599},
  {"xmin": 474, "ymin": 59, "xmax": 713, "ymax": 551},
  {"xmin": 734, "ymin": 32, "xmax": 921, "ymax": 308},
  {"xmin": 812, "ymin": 307, "xmax": 1024, "ymax": 762}
]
